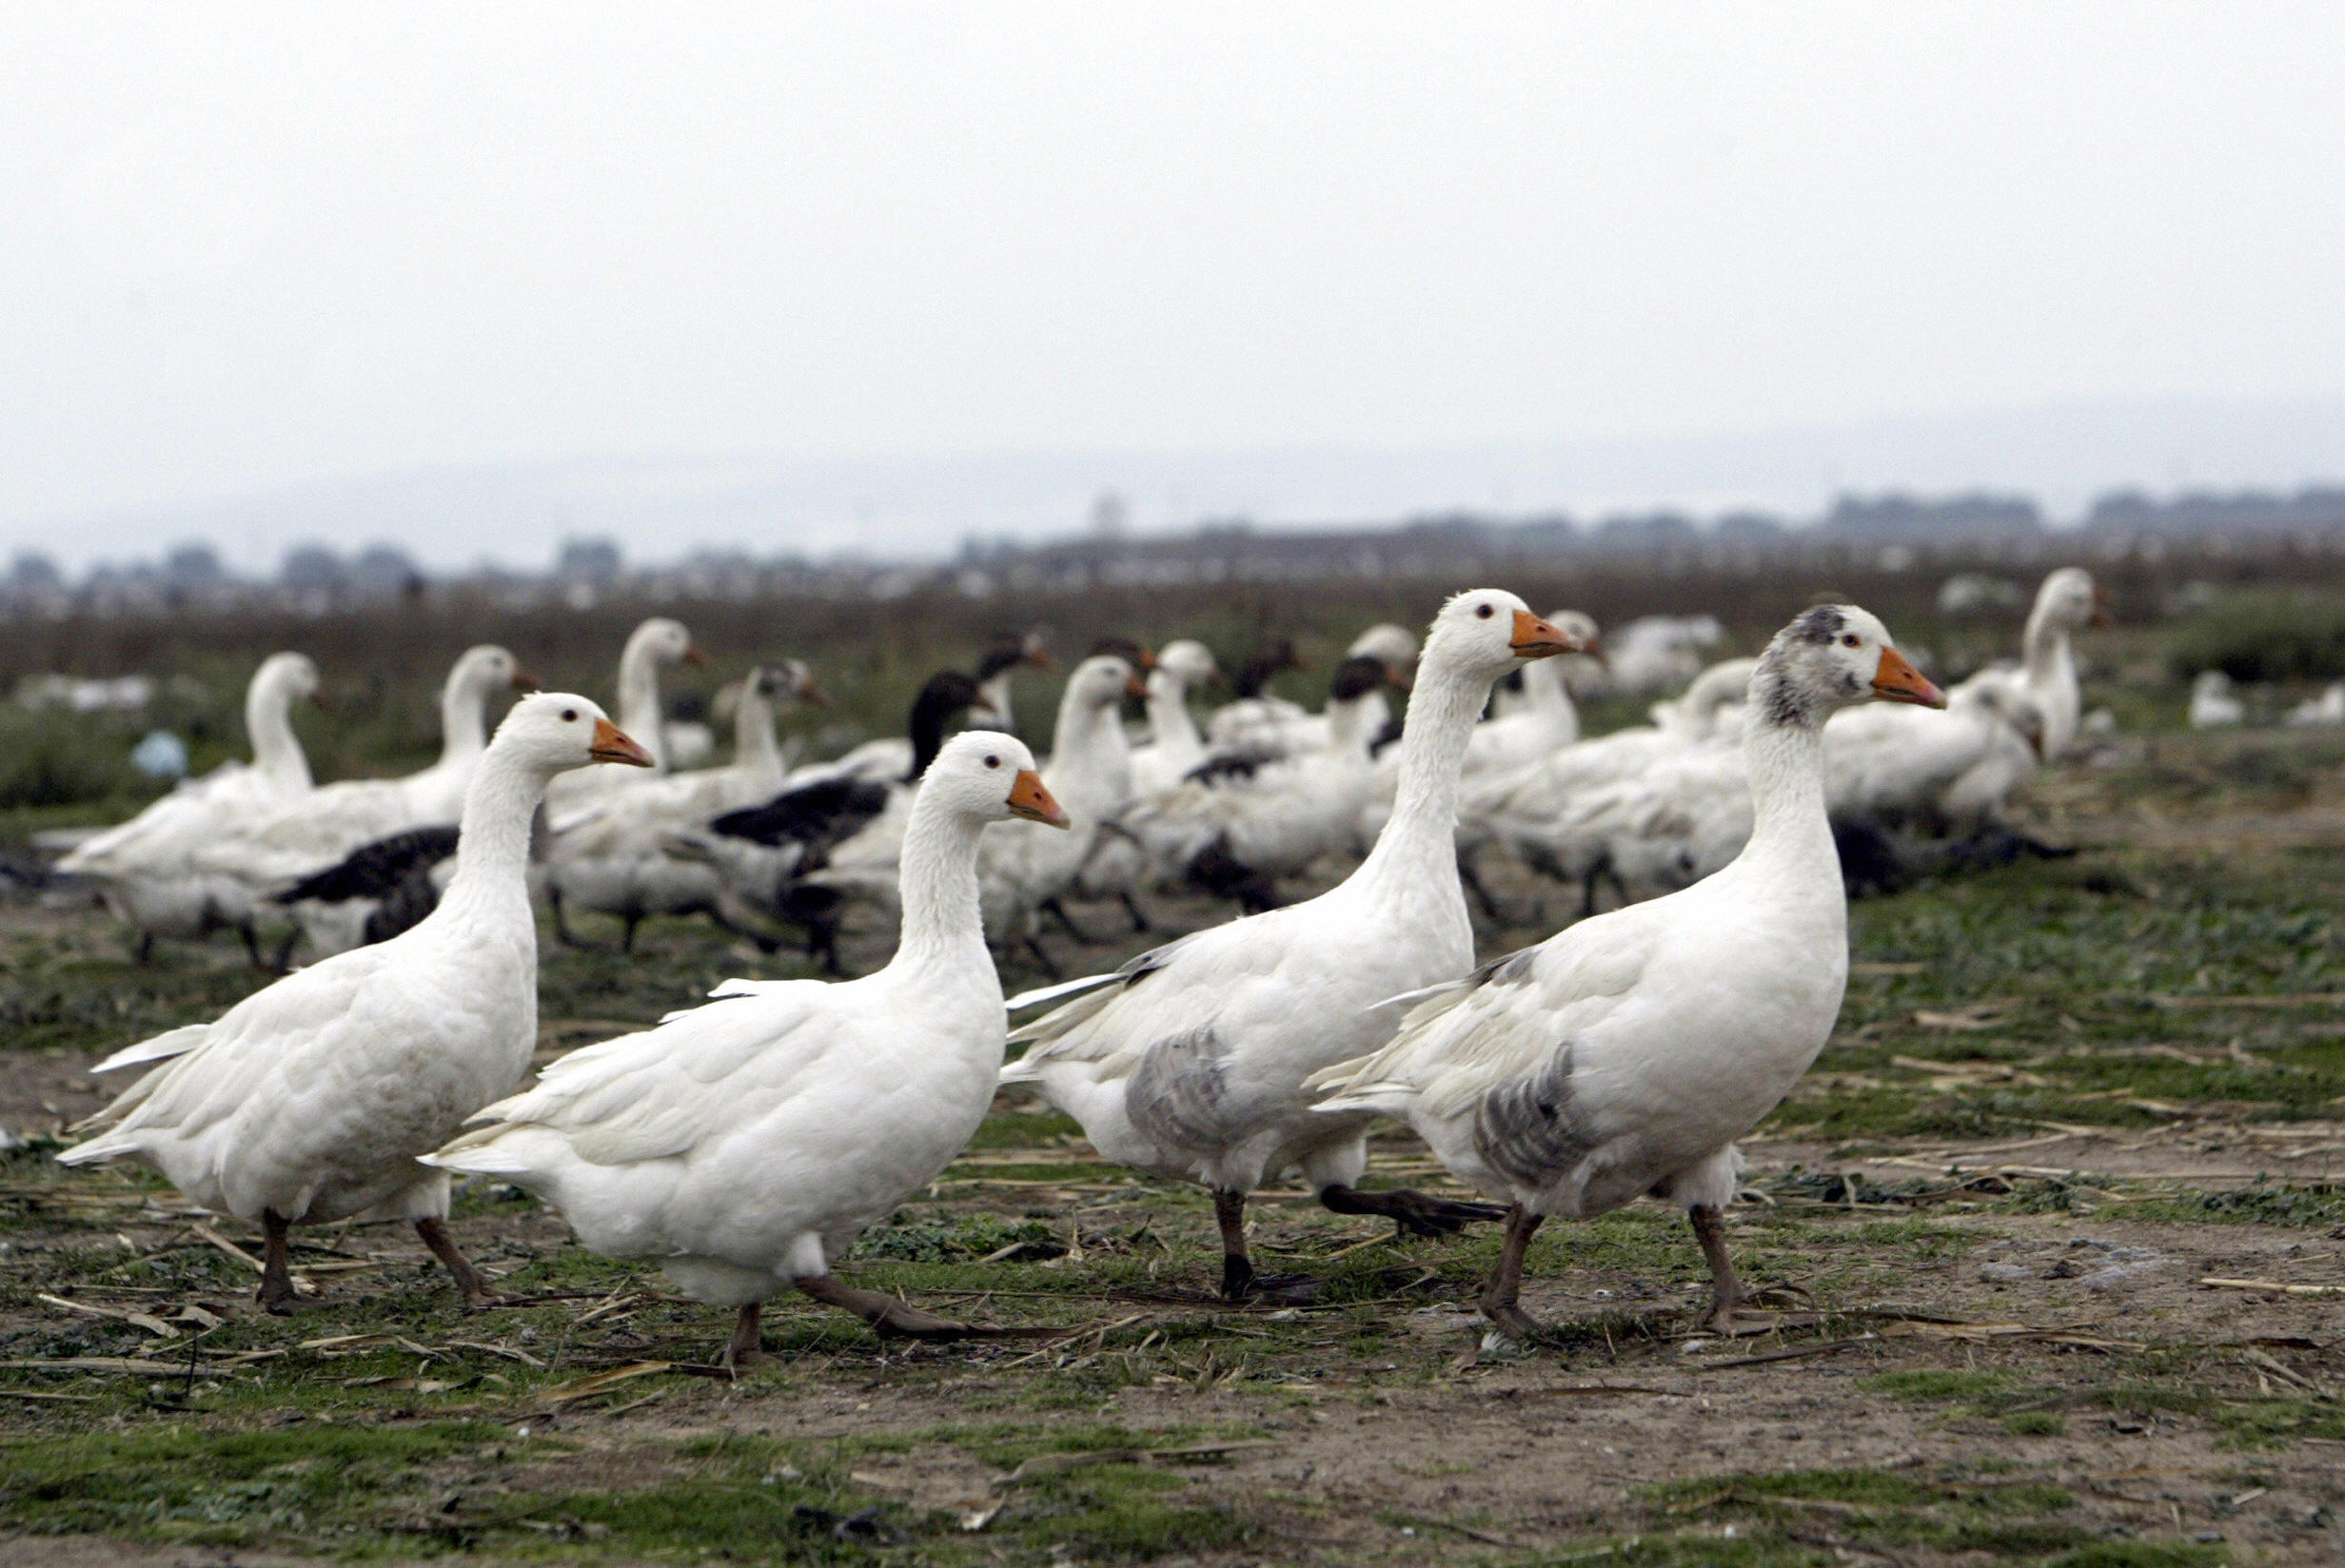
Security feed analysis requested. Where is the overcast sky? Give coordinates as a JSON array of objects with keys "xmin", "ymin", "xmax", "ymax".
[{"xmin": 5, "ymin": 4, "xmax": 2343, "ymax": 564}]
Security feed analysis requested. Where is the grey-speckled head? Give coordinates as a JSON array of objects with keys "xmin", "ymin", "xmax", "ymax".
[{"xmin": 1750, "ymin": 604, "xmax": 1944, "ymax": 729}]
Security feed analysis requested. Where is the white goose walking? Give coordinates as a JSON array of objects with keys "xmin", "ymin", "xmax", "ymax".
[
  {"xmin": 999, "ymin": 593, "xmax": 1577, "ymax": 1300},
  {"xmin": 61, "ymin": 695, "xmax": 654, "ymax": 1313},
  {"xmin": 426, "ymin": 733, "xmax": 1069, "ymax": 1362},
  {"xmin": 1310, "ymin": 606, "xmax": 1942, "ymax": 1336}
]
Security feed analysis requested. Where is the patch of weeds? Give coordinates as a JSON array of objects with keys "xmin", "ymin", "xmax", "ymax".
[
  {"xmin": 2110, "ymin": 1182, "xmax": 2345, "ymax": 1229},
  {"xmin": 851, "ymin": 1212, "xmax": 1065, "ymax": 1264},
  {"xmin": 0, "ymin": 1421, "xmax": 513, "ymax": 1542},
  {"xmin": 2040, "ymin": 1544, "xmax": 2226, "ymax": 1568},
  {"xmin": 2002, "ymin": 1412, "xmax": 2068, "ymax": 1436},
  {"xmin": 967, "ymin": 1108, "xmax": 1086, "ymax": 1149},
  {"xmin": 1861, "ymin": 1369, "xmax": 2012, "ymax": 1402},
  {"xmin": 2211, "ymin": 1395, "xmax": 2345, "ymax": 1449}
]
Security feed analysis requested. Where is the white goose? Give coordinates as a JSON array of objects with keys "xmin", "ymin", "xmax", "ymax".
[
  {"xmin": 1964, "ymin": 567, "xmax": 2106, "ymax": 760},
  {"xmin": 1310, "ymin": 606, "xmax": 1942, "ymax": 1336},
  {"xmin": 2189, "ymin": 670, "xmax": 2246, "ymax": 729},
  {"xmin": 1000, "ymin": 593, "xmax": 1577, "ymax": 1299},
  {"xmin": 544, "ymin": 617, "xmax": 704, "ymax": 818},
  {"xmin": 1127, "ymin": 640, "xmax": 1225, "ymax": 797},
  {"xmin": 425, "ymin": 733, "xmax": 1069, "ymax": 1362},
  {"xmin": 1117, "ymin": 653, "xmax": 1402, "ymax": 913},
  {"xmin": 61, "ymin": 695, "xmax": 654, "ymax": 1313},
  {"xmin": 184, "ymin": 646, "xmax": 535, "ymax": 911},
  {"xmin": 1077, "ymin": 640, "xmax": 1223, "ymax": 932},
  {"xmin": 1357, "ymin": 609, "xmax": 1602, "ymax": 847},
  {"xmin": 973, "ymin": 655, "xmax": 1144, "ymax": 966},
  {"xmin": 58, "ymin": 652, "xmax": 322, "ymax": 963},
  {"xmin": 1206, "ymin": 622, "xmax": 1417, "ymax": 756},
  {"xmin": 1457, "ymin": 657, "xmax": 1756, "ymax": 909},
  {"xmin": 543, "ymin": 661, "xmax": 818, "ymax": 951}
]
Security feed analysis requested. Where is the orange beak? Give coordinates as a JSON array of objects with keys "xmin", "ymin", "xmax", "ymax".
[
  {"xmin": 1006, "ymin": 768, "xmax": 1070, "ymax": 829},
  {"xmin": 681, "ymin": 644, "xmax": 709, "ymax": 668},
  {"xmin": 1510, "ymin": 609, "xmax": 1582, "ymax": 659},
  {"xmin": 511, "ymin": 667, "xmax": 542, "ymax": 693},
  {"xmin": 1582, "ymin": 634, "xmax": 1609, "ymax": 666},
  {"xmin": 589, "ymin": 717, "xmax": 657, "ymax": 767},
  {"xmin": 1871, "ymin": 646, "xmax": 1946, "ymax": 709},
  {"xmin": 1125, "ymin": 674, "xmax": 1148, "ymax": 699},
  {"xmin": 2090, "ymin": 588, "xmax": 2114, "ymax": 630},
  {"xmin": 799, "ymin": 679, "xmax": 830, "ymax": 708}
]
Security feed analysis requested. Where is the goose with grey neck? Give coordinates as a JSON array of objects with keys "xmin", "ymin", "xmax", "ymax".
[
  {"xmin": 1310, "ymin": 605, "xmax": 1942, "ymax": 1337},
  {"xmin": 427, "ymin": 733, "xmax": 1070, "ymax": 1363},
  {"xmin": 61, "ymin": 695, "xmax": 654, "ymax": 1314},
  {"xmin": 999, "ymin": 592, "xmax": 1578, "ymax": 1301}
]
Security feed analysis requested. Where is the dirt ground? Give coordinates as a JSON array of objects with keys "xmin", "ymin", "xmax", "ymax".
[{"xmin": 5, "ymin": 732, "xmax": 2345, "ymax": 1565}]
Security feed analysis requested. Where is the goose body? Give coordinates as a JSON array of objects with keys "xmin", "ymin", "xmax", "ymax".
[
  {"xmin": 1118, "ymin": 654, "xmax": 1399, "ymax": 911},
  {"xmin": 1205, "ymin": 624, "xmax": 1415, "ymax": 756},
  {"xmin": 970, "ymin": 656, "xmax": 1143, "ymax": 958},
  {"xmin": 1001, "ymin": 594, "xmax": 1578, "ymax": 1298},
  {"xmin": 204, "ymin": 648, "xmax": 531, "ymax": 953},
  {"xmin": 543, "ymin": 662, "xmax": 816, "ymax": 949},
  {"xmin": 62, "ymin": 695, "xmax": 654, "ymax": 1311},
  {"xmin": 58, "ymin": 652, "xmax": 321, "ymax": 957},
  {"xmin": 426, "ymin": 733, "xmax": 1069, "ymax": 1359},
  {"xmin": 1459, "ymin": 657, "xmax": 1755, "ymax": 893},
  {"xmin": 1311, "ymin": 605, "xmax": 1943, "ymax": 1334},
  {"xmin": 2190, "ymin": 670, "xmax": 2245, "ymax": 729}
]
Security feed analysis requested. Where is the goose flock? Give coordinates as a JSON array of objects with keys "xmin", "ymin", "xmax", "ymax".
[{"xmin": 51, "ymin": 571, "xmax": 2119, "ymax": 1355}]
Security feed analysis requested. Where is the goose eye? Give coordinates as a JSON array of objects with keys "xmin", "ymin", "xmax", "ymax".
[
  {"xmin": 1475, "ymin": 603, "xmax": 1494, "ymax": 619},
  {"xmin": 1841, "ymin": 634, "xmax": 1861, "ymax": 648},
  {"xmin": 562, "ymin": 708, "xmax": 579, "ymax": 721},
  {"xmin": 984, "ymin": 755, "xmax": 1000, "ymax": 769}
]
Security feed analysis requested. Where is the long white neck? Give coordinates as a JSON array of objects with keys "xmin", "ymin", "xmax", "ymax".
[
  {"xmin": 1354, "ymin": 652, "xmax": 1496, "ymax": 892},
  {"xmin": 438, "ymin": 668, "xmax": 493, "ymax": 773},
  {"xmin": 1145, "ymin": 671, "xmax": 1203, "ymax": 755},
  {"xmin": 1047, "ymin": 694, "xmax": 1132, "ymax": 808},
  {"xmin": 614, "ymin": 644, "xmax": 669, "ymax": 771},
  {"xmin": 428, "ymin": 747, "xmax": 551, "ymax": 934},
  {"xmin": 1732, "ymin": 701, "xmax": 1839, "ymax": 892},
  {"xmin": 889, "ymin": 795, "xmax": 994, "ymax": 978},
  {"xmin": 733, "ymin": 686, "xmax": 783, "ymax": 783},
  {"xmin": 1521, "ymin": 657, "xmax": 1578, "ymax": 735},
  {"xmin": 974, "ymin": 671, "xmax": 1014, "ymax": 734},
  {"xmin": 246, "ymin": 667, "xmax": 311, "ymax": 794},
  {"xmin": 2021, "ymin": 598, "xmax": 2071, "ymax": 688},
  {"xmin": 2020, "ymin": 602, "xmax": 2079, "ymax": 755},
  {"xmin": 1325, "ymin": 693, "xmax": 1382, "ymax": 760}
]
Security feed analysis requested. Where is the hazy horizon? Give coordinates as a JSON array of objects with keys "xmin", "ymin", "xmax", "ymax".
[{"xmin": 6, "ymin": 6, "xmax": 2342, "ymax": 570}]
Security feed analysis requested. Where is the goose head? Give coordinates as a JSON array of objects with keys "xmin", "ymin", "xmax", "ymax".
[
  {"xmin": 492, "ymin": 694, "xmax": 655, "ymax": 778},
  {"xmin": 1348, "ymin": 622, "xmax": 1421, "ymax": 687},
  {"xmin": 1327, "ymin": 653, "xmax": 1405, "ymax": 707},
  {"xmin": 1547, "ymin": 610, "xmax": 1605, "ymax": 666},
  {"xmin": 1753, "ymin": 605, "xmax": 1944, "ymax": 729},
  {"xmin": 1063, "ymin": 654, "xmax": 1146, "ymax": 712},
  {"xmin": 1090, "ymin": 637, "xmax": 1157, "ymax": 672},
  {"xmin": 450, "ymin": 644, "xmax": 537, "ymax": 697},
  {"xmin": 923, "ymin": 731, "xmax": 1068, "ymax": 828},
  {"xmin": 256, "ymin": 652, "xmax": 324, "ymax": 707},
  {"xmin": 625, "ymin": 617, "xmax": 704, "ymax": 670},
  {"xmin": 1153, "ymin": 639, "xmax": 1222, "ymax": 694},
  {"xmin": 1421, "ymin": 589, "xmax": 1580, "ymax": 682},
  {"xmin": 739, "ymin": 659, "xmax": 823, "ymax": 709},
  {"xmin": 2036, "ymin": 568, "xmax": 2106, "ymax": 631}
]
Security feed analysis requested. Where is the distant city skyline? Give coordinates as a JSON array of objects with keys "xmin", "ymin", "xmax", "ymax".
[{"xmin": 7, "ymin": 390, "xmax": 2341, "ymax": 576}]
